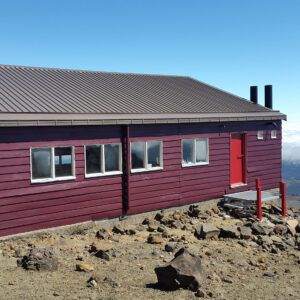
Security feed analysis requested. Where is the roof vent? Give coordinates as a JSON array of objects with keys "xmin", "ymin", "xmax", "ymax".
[
  {"xmin": 265, "ymin": 85, "xmax": 273, "ymax": 109},
  {"xmin": 250, "ymin": 86, "xmax": 258, "ymax": 104}
]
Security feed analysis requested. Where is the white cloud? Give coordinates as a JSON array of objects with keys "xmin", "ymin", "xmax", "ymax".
[{"xmin": 282, "ymin": 121, "xmax": 300, "ymax": 163}]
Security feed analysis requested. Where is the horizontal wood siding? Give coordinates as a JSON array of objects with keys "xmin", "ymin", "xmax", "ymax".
[
  {"xmin": 0, "ymin": 120, "xmax": 282, "ymax": 236},
  {"xmin": 246, "ymin": 129, "xmax": 282, "ymax": 191},
  {"xmin": 0, "ymin": 126, "xmax": 123, "ymax": 236},
  {"xmin": 128, "ymin": 121, "xmax": 282, "ymax": 214}
]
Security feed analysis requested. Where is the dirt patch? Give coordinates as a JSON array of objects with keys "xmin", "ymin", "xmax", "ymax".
[{"xmin": 0, "ymin": 203, "xmax": 299, "ymax": 300}]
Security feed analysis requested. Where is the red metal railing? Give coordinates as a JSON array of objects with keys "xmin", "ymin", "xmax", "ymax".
[
  {"xmin": 280, "ymin": 181, "xmax": 287, "ymax": 218},
  {"xmin": 255, "ymin": 178, "xmax": 287, "ymax": 221},
  {"xmin": 256, "ymin": 178, "xmax": 262, "ymax": 220}
]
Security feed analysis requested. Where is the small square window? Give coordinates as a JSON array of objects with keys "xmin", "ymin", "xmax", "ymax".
[
  {"xmin": 257, "ymin": 130, "xmax": 264, "ymax": 140},
  {"xmin": 131, "ymin": 141, "xmax": 163, "ymax": 172},
  {"xmin": 271, "ymin": 130, "xmax": 277, "ymax": 139},
  {"xmin": 182, "ymin": 138, "xmax": 209, "ymax": 167}
]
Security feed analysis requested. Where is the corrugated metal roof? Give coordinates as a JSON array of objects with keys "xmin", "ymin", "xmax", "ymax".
[{"xmin": 0, "ymin": 64, "xmax": 286, "ymax": 126}]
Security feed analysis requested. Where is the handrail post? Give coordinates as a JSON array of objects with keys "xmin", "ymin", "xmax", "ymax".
[
  {"xmin": 256, "ymin": 178, "xmax": 262, "ymax": 221},
  {"xmin": 280, "ymin": 181, "xmax": 287, "ymax": 218}
]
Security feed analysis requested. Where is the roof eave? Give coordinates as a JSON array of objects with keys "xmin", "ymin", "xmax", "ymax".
[{"xmin": 0, "ymin": 112, "xmax": 287, "ymax": 127}]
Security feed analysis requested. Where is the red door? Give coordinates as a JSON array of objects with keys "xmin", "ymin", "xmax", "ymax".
[{"xmin": 230, "ymin": 133, "xmax": 245, "ymax": 185}]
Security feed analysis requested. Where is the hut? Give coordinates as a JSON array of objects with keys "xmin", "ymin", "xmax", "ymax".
[{"xmin": 0, "ymin": 65, "xmax": 286, "ymax": 236}]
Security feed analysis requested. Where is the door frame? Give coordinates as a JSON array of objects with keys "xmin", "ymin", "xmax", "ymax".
[{"xmin": 230, "ymin": 132, "xmax": 247, "ymax": 187}]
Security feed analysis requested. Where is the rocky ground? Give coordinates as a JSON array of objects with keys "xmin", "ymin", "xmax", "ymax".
[{"xmin": 0, "ymin": 202, "xmax": 299, "ymax": 300}]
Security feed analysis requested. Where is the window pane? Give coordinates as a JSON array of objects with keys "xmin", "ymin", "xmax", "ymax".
[
  {"xmin": 31, "ymin": 148, "xmax": 52, "ymax": 179},
  {"xmin": 196, "ymin": 139, "xmax": 208, "ymax": 163},
  {"xmin": 105, "ymin": 144, "xmax": 120, "ymax": 172},
  {"xmin": 131, "ymin": 142, "xmax": 145, "ymax": 169},
  {"xmin": 147, "ymin": 141, "xmax": 161, "ymax": 168},
  {"xmin": 182, "ymin": 139, "xmax": 193, "ymax": 164},
  {"xmin": 257, "ymin": 130, "xmax": 264, "ymax": 140},
  {"xmin": 86, "ymin": 145, "xmax": 101, "ymax": 174},
  {"xmin": 55, "ymin": 147, "xmax": 73, "ymax": 177}
]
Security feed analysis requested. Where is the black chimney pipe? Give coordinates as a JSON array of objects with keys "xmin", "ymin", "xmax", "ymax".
[
  {"xmin": 265, "ymin": 85, "xmax": 273, "ymax": 109},
  {"xmin": 250, "ymin": 86, "xmax": 258, "ymax": 104}
]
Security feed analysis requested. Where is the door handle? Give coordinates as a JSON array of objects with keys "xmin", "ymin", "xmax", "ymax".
[{"xmin": 237, "ymin": 155, "xmax": 244, "ymax": 159}]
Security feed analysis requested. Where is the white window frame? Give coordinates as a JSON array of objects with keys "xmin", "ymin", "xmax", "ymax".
[
  {"xmin": 30, "ymin": 146, "xmax": 76, "ymax": 183},
  {"xmin": 257, "ymin": 130, "xmax": 264, "ymax": 140},
  {"xmin": 84, "ymin": 143, "xmax": 122, "ymax": 178},
  {"xmin": 271, "ymin": 130, "xmax": 277, "ymax": 139},
  {"xmin": 181, "ymin": 138, "xmax": 209, "ymax": 167},
  {"xmin": 131, "ymin": 141, "xmax": 163, "ymax": 173}
]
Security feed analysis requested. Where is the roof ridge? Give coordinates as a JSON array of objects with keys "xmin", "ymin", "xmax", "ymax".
[{"xmin": 0, "ymin": 63, "xmax": 189, "ymax": 79}]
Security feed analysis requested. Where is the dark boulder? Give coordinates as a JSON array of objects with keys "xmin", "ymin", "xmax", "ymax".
[{"xmin": 155, "ymin": 248, "xmax": 203, "ymax": 291}]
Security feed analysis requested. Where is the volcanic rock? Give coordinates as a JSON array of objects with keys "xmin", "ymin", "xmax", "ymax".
[
  {"xmin": 188, "ymin": 205, "xmax": 201, "ymax": 218},
  {"xmin": 164, "ymin": 242, "xmax": 177, "ymax": 253},
  {"xmin": 87, "ymin": 276, "xmax": 100, "ymax": 288},
  {"xmin": 239, "ymin": 226, "xmax": 253, "ymax": 240},
  {"xmin": 219, "ymin": 226, "xmax": 240, "ymax": 239},
  {"xmin": 154, "ymin": 211, "xmax": 165, "ymax": 221},
  {"xmin": 273, "ymin": 224, "xmax": 288, "ymax": 235},
  {"xmin": 17, "ymin": 247, "xmax": 58, "ymax": 271},
  {"xmin": 94, "ymin": 249, "xmax": 111, "ymax": 261},
  {"xmin": 75, "ymin": 263, "xmax": 94, "ymax": 272},
  {"xmin": 195, "ymin": 289, "xmax": 206, "ymax": 298},
  {"xmin": 96, "ymin": 228, "xmax": 109, "ymax": 239},
  {"xmin": 147, "ymin": 233, "xmax": 163, "ymax": 244},
  {"xmin": 194, "ymin": 224, "xmax": 220, "ymax": 240},
  {"xmin": 155, "ymin": 248, "xmax": 203, "ymax": 291},
  {"xmin": 251, "ymin": 222, "xmax": 271, "ymax": 235},
  {"xmin": 287, "ymin": 219, "xmax": 299, "ymax": 236},
  {"xmin": 112, "ymin": 225, "xmax": 125, "ymax": 235}
]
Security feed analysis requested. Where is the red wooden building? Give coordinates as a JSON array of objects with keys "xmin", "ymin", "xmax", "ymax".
[{"xmin": 0, "ymin": 65, "xmax": 286, "ymax": 236}]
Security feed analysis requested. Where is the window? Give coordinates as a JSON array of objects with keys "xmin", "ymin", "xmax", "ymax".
[
  {"xmin": 85, "ymin": 143, "xmax": 122, "ymax": 177},
  {"xmin": 182, "ymin": 138, "xmax": 209, "ymax": 166},
  {"xmin": 31, "ymin": 146, "xmax": 75, "ymax": 182},
  {"xmin": 271, "ymin": 130, "xmax": 277, "ymax": 139},
  {"xmin": 257, "ymin": 130, "xmax": 264, "ymax": 140},
  {"xmin": 131, "ymin": 141, "xmax": 163, "ymax": 172}
]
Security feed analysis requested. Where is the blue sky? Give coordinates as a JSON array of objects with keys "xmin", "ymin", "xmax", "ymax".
[{"xmin": 0, "ymin": 0, "xmax": 299, "ymax": 121}]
